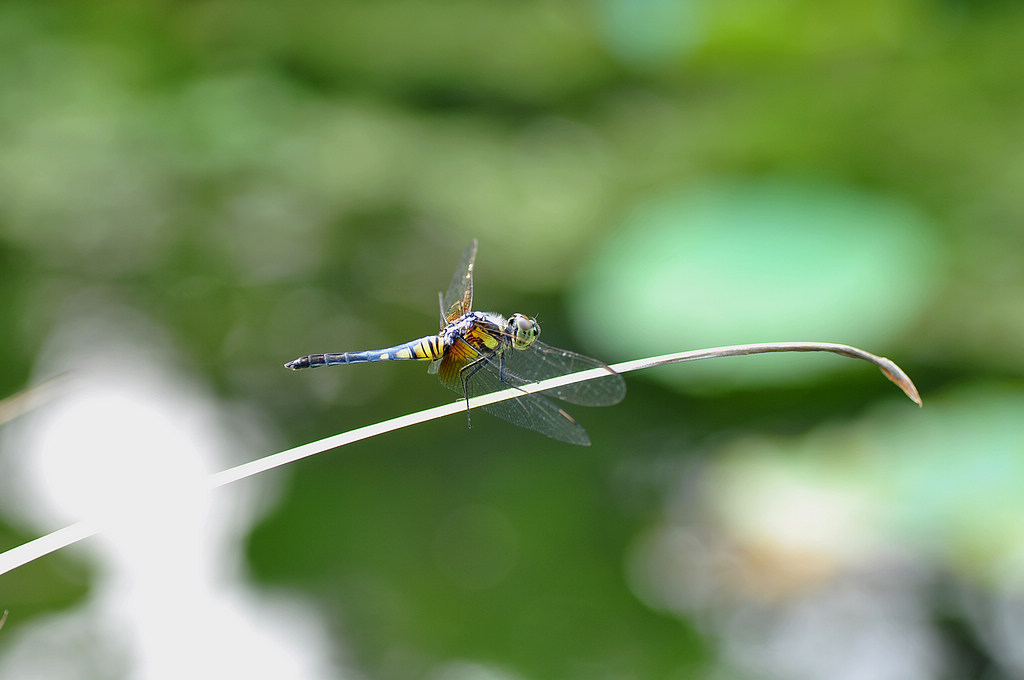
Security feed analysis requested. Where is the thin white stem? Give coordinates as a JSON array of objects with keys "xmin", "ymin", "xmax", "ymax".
[
  {"xmin": 0, "ymin": 342, "xmax": 919, "ymax": 577},
  {"xmin": 0, "ymin": 521, "xmax": 98, "ymax": 577}
]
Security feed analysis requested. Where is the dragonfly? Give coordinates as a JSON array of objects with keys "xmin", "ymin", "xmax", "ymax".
[{"xmin": 285, "ymin": 240, "xmax": 626, "ymax": 445}]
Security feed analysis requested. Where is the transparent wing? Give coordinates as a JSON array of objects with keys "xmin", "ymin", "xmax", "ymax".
[
  {"xmin": 436, "ymin": 347, "xmax": 593, "ymax": 446},
  {"xmin": 501, "ymin": 340, "xmax": 626, "ymax": 407},
  {"xmin": 440, "ymin": 239, "xmax": 477, "ymax": 325},
  {"xmin": 435, "ymin": 337, "xmax": 625, "ymax": 445}
]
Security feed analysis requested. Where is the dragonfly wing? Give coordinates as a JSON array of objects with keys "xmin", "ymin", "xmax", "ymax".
[
  {"xmin": 435, "ymin": 337, "xmax": 483, "ymax": 388},
  {"xmin": 440, "ymin": 240, "xmax": 477, "ymax": 324},
  {"xmin": 500, "ymin": 341, "xmax": 626, "ymax": 407},
  {"xmin": 479, "ymin": 375, "xmax": 592, "ymax": 446},
  {"xmin": 436, "ymin": 346, "xmax": 591, "ymax": 446}
]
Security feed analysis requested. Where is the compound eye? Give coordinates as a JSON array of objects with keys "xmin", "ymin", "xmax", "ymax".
[{"xmin": 510, "ymin": 314, "xmax": 539, "ymax": 350}]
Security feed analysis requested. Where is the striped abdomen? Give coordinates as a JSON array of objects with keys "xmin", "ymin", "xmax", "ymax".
[{"xmin": 284, "ymin": 335, "xmax": 444, "ymax": 370}]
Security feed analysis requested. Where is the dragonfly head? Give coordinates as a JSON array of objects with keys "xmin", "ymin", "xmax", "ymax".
[{"xmin": 507, "ymin": 313, "xmax": 540, "ymax": 350}]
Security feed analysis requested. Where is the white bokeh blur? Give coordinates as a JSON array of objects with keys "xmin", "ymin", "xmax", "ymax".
[{"xmin": 0, "ymin": 306, "xmax": 350, "ymax": 680}]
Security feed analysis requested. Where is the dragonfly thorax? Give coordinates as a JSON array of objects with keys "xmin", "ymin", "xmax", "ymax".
[{"xmin": 439, "ymin": 311, "xmax": 540, "ymax": 355}]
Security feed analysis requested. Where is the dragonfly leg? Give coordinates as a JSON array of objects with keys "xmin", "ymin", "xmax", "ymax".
[
  {"xmin": 455, "ymin": 340, "xmax": 533, "ymax": 430},
  {"xmin": 449, "ymin": 335, "xmax": 499, "ymax": 429},
  {"xmin": 457, "ymin": 352, "xmax": 492, "ymax": 429}
]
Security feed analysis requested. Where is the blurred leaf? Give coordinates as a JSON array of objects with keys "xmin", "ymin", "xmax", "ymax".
[
  {"xmin": 572, "ymin": 178, "xmax": 944, "ymax": 391},
  {"xmin": 706, "ymin": 383, "xmax": 1024, "ymax": 582}
]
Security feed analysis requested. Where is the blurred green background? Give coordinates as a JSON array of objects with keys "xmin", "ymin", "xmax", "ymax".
[{"xmin": 2, "ymin": 0, "xmax": 1024, "ymax": 678}]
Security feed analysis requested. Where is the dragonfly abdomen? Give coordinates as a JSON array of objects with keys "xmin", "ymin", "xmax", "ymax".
[{"xmin": 284, "ymin": 335, "xmax": 444, "ymax": 370}]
